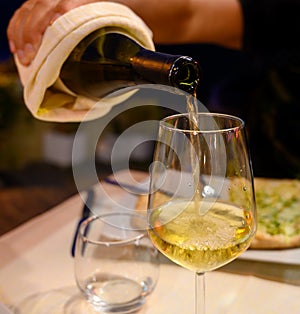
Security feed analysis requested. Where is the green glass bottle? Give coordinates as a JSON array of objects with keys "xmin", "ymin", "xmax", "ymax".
[{"xmin": 59, "ymin": 27, "xmax": 200, "ymax": 99}]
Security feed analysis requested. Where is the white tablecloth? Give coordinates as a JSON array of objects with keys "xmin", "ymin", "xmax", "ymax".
[{"xmin": 0, "ymin": 173, "xmax": 300, "ymax": 313}]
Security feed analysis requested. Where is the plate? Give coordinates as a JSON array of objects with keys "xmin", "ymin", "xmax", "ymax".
[{"xmin": 239, "ymin": 247, "xmax": 300, "ymax": 265}]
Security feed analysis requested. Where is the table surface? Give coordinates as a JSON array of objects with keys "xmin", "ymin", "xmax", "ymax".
[{"xmin": 1, "ymin": 170, "xmax": 300, "ymax": 314}]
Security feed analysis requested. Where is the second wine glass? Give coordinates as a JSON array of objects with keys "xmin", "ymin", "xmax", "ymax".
[{"xmin": 147, "ymin": 112, "xmax": 257, "ymax": 314}]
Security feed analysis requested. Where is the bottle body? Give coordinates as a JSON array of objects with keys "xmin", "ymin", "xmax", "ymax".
[{"xmin": 60, "ymin": 27, "xmax": 200, "ymax": 99}]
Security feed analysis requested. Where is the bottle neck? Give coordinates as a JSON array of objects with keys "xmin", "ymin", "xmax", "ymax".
[{"xmin": 131, "ymin": 49, "xmax": 200, "ymax": 94}]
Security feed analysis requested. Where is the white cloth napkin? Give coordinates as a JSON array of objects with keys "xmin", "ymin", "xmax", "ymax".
[{"xmin": 14, "ymin": 2, "xmax": 154, "ymax": 122}]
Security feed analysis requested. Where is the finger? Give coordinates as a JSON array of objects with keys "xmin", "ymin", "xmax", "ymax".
[
  {"xmin": 7, "ymin": 0, "xmax": 36, "ymax": 47},
  {"xmin": 8, "ymin": 0, "xmax": 59, "ymax": 65},
  {"xmin": 7, "ymin": 7, "xmax": 25, "ymax": 53},
  {"xmin": 7, "ymin": 0, "xmax": 95, "ymax": 65},
  {"xmin": 19, "ymin": 0, "xmax": 95, "ymax": 64},
  {"xmin": 7, "ymin": 1, "xmax": 39, "ymax": 64}
]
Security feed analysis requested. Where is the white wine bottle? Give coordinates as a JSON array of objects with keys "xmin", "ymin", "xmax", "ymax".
[{"xmin": 59, "ymin": 27, "xmax": 201, "ymax": 99}]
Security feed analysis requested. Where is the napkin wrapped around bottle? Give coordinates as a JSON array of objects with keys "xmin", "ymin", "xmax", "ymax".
[{"xmin": 14, "ymin": 2, "xmax": 155, "ymax": 122}]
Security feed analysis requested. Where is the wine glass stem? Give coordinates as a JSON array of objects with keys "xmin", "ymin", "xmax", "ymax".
[{"xmin": 195, "ymin": 272, "xmax": 205, "ymax": 314}]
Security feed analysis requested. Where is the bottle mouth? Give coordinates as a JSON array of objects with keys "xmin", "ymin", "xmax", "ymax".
[{"xmin": 170, "ymin": 56, "xmax": 201, "ymax": 94}]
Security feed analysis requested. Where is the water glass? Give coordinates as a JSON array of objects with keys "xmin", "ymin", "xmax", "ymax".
[{"xmin": 70, "ymin": 212, "xmax": 159, "ymax": 313}]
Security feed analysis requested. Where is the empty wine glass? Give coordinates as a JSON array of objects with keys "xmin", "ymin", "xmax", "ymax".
[
  {"xmin": 66, "ymin": 212, "xmax": 159, "ymax": 313},
  {"xmin": 147, "ymin": 112, "xmax": 257, "ymax": 314}
]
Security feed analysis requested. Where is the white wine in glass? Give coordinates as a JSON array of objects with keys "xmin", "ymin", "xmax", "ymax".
[{"xmin": 148, "ymin": 112, "xmax": 256, "ymax": 314}]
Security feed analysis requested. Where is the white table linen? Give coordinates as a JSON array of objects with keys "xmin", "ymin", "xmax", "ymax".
[{"xmin": 0, "ymin": 173, "xmax": 300, "ymax": 313}]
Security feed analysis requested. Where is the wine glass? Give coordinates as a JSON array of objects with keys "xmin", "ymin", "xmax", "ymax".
[{"xmin": 147, "ymin": 112, "xmax": 257, "ymax": 314}]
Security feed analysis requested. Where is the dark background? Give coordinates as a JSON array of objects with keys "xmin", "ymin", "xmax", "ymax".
[{"xmin": 0, "ymin": 2, "xmax": 299, "ymax": 234}]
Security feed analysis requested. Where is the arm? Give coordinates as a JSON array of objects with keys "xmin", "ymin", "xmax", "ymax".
[
  {"xmin": 7, "ymin": 0, "xmax": 243, "ymax": 65},
  {"xmin": 116, "ymin": 0, "xmax": 243, "ymax": 48}
]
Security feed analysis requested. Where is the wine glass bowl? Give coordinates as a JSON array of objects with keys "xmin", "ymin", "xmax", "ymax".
[{"xmin": 147, "ymin": 112, "xmax": 256, "ymax": 313}]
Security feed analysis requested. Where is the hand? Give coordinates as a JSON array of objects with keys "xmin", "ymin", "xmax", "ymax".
[
  {"xmin": 7, "ymin": 0, "xmax": 243, "ymax": 66},
  {"xmin": 7, "ymin": 0, "xmax": 98, "ymax": 66}
]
